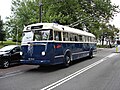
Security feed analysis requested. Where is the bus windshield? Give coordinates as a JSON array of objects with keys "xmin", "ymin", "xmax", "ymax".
[
  {"xmin": 33, "ymin": 29, "xmax": 53, "ymax": 41},
  {"xmin": 22, "ymin": 29, "xmax": 53, "ymax": 44},
  {"xmin": 22, "ymin": 31, "xmax": 34, "ymax": 44}
]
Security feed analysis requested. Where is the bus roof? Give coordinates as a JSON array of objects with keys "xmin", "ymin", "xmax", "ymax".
[{"xmin": 24, "ymin": 23, "xmax": 95, "ymax": 38}]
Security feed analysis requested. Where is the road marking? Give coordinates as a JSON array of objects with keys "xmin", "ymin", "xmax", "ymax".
[
  {"xmin": 0, "ymin": 66, "xmax": 38, "ymax": 79},
  {"xmin": 41, "ymin": 53, "xmax": 117, "ymax": 90},
  {"xmin": 0, "ymin": 71, "xmax": 24, "ymax": 79}
]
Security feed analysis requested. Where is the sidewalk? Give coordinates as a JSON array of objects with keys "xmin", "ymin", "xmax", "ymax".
[{"xmin": 97, "ymin": 48, "xmax": 104, "ymax": 51}]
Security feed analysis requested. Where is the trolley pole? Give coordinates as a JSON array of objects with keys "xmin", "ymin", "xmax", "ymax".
[{"xmin": 39, "ymin": 2, "xmax": 43, "ymax": 23}]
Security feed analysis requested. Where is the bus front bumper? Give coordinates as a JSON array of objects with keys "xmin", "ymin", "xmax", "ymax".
[{"xmin": 20, "ymin": 59, "xmax": 51, "ymax": 65}]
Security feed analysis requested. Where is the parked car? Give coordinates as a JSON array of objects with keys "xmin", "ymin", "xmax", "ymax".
[{"xmin": 0, "ymin": 45, "xmax": 21, "ymax": 68}]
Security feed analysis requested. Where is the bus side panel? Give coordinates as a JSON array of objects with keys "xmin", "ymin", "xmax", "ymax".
[
  {"xmin": 90, "ymin": 43, "xmax": 97, "ymax": 53},
  {"xmin": 72, "ymin": 43, "xmax": 83, "ymax": 60},
  {"xmin": 54, "ymin": 42, "xmax": 64, "ymax": 64},
  {"xmin": 54, "ymin": 43, "xmax": 90, "ymax": 63},
  {"xmin": 45, "ymin": 42, "xmax": 55, "ymax": 64},
  {"xmin": 71, "ymin": 43, "xmax": 89, "ymax": 60},
  {"xmin": 54, "ymin": 43, "xmax": 74, "ymax": 64}
]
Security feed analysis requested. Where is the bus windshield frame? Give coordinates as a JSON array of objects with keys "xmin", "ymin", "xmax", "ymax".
[
  {"xmin": 33, "ymin": 29, "xmax": 53, "ymax": 41},
  {"xmin": 22, "ymin": 29, "xmax": 53, "ymax": 43}
]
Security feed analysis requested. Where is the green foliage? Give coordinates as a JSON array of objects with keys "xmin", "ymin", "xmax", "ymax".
[
  {"xmin": 5, "ymin": 0, "xmax": 120, "ymax": 41},
  {"xmin": 0, "ymin": 40, "xmax": 20, "ymax": 48},
  {"xmin": 0, "ymin": 16, "xmax": 5, "ymax": 42}
]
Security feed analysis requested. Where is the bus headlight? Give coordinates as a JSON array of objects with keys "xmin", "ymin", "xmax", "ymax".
[
  {"xmin": 42, "ymin": 51, "xmax": 46, "ymax": 56},
  {"xmin": 20, "ymin": 52, "xmax": 23, "ymax": 55}
]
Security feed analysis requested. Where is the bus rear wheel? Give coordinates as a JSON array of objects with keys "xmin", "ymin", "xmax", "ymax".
[
  {"xmin": 63, "ymin": 54, "xmax": 71, "ymax": 67},
  {"xmin": 89, "ymin": 50, "xmax": 93, "ymax": 59}
]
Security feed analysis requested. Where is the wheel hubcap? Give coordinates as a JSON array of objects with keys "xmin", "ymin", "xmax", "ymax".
[
  {"xmin": 66, "ymin": 56, "xmax": 70, "ymax": 64},
  {"xmin": 3, "ymin": 61, "xmax": 9, "ymax": 68}
]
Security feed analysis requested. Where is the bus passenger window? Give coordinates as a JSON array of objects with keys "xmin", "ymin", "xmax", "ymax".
[
  {"xmin": 79, "ymin": 35, "xmax": 82, "ymax": 41},
  {"xmin": 70, "ymin": 33, "xmax": 73, "ymax": 41},
  {"xmin": 63, "ymin": 32, "xmax": 69, "ymax": 41},
  {"xmin": 92, "ymin": 37, "xmax": 94, "ymax": 42},
  {"xmin": 86, "ymin": 36, "xmax": 89, "ymax": 42},
  {"xmin": 83, "ymin": 36, "xmax": 85, "ymax": 42},
  {"xmin": 75, "ymin": 36, "xmax": 78, "ymax": 41},
  {"xmin": 49, "ymin": 30, "xmax": 53, "ymax": 40},
  {"xmin": 71, "ymin": 33, "xmax": 76, "ymax": 41},
  {"xmin": 87, "ymin": 36, "xmax": 90, "ymax": 42},
  {"xmin": 54, "ymin": 31, "xmax": 62, "ymax": 41},
  {"xmin": 89, "ymin": 37, "xmax": 92, "ymax": 42}
]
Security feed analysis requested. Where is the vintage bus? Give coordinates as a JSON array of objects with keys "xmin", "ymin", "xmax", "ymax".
[{"xmin": 20, "ymin": 23, "xmax": 97, "ymax": 67}]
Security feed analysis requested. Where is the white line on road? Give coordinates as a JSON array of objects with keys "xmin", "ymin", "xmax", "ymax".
[
  {"xmin": 40, "ymin": 53, "xmax": 117, "ymax": 90},
  {"xmin": 0, "ymin": 71, "xmax": 24, "ymax": 79},
  {"xmin": 0, "ymin": 66, "xmax": 38, "ymax": 79}
]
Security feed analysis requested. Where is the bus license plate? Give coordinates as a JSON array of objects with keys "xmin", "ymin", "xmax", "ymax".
[{"xmin": 28, "ymin": 58, "xmax": 34, "ymax": 60}]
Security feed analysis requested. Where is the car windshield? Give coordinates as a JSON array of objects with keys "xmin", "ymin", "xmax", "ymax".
[{"xmin": 0, "ymin": 45, "xmax": 16, "ymax": 52}]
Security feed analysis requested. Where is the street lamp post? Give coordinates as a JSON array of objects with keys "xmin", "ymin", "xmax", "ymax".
[
  {"xmin": 39, "ymin": 2, "xmax": 43, "ymax": 23},
  {"xmin": 16, "ymin": 26, "xmax": 18, "ymax": 45}
]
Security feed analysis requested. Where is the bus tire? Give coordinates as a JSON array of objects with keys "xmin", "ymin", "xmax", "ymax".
[
  {"xmin": 63, "ymin": 54, "xmax": 71, "ymax": 67},
  {"xmin": 89, "ymin": 50, "xmax": 93, "ymax": 59}
]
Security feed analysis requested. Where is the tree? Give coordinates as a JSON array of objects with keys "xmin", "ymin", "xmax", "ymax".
[
  {"xmin": 5, "ymin": 0, "xmax": 119, "ymax": 42},
  {"xmin": 0, "ymin": 16, "xmax": 5, "ymax": 43}
]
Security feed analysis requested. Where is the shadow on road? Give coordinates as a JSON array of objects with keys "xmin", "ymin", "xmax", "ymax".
[
  {"xmin": 26, "ymin": 57, "xmax": 91, "ymax": 73},
  {"xmin": 0, "ymin": 63, "xmax": 22, "ymax": 69}
]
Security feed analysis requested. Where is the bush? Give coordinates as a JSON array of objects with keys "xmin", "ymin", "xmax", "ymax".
[
  {"xmin": 97, "ymin": 44, "xmax": 115, "ymax": 48},
  {"xmin": 0, "ymin": 40, "xmax": 20, "ymax": 48}
]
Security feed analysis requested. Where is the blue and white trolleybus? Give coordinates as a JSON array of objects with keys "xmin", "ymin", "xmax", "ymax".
[{"xmin": 20, "ymin": 23, "xmax": 97, "ymax": 67}]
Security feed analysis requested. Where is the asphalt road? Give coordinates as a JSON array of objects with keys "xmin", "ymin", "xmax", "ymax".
[{"xmin": 0, "ymin": 47, "xmax": 120, "ymax": 90}]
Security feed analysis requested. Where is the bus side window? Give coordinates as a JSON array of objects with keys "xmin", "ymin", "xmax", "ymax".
[
  {"xmin": 89, "ymin": 37, "xmax": 91, "ymax": 42},
  {"xmin": 83, "ymin": 36, "xmax": 85, "ymax": 42},
  {"xmin": 63, "ymin": 32, "xmax": 69, "ymax": 41},
  {"xmin": 54, "ymin": 31, "xmax": 62, "ymax": 41},
  {"xmin": 70, "ymin": 33, "xmax": 73, "ymax": 41},
  {"xmin": 49, "ymin": 30, "xmax": 53, "ymax": 40},
  {"xmin": 85, "ymin": 36, "xmax": 88, "ymax": 42},
  {"xmin": 92, "ymin": 37, "xmax": 94, "ymax": 42},
  {"xmin": 75, "ymin": 35, "xmax": 78, "ymax": 41},
  {"xmin": 79, "ymin": 35, "xmax": 82, "ymax": 41}
]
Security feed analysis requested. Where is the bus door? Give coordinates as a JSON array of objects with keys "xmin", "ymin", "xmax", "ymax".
[{"xmin": 54, "ymin": 31, "xmax": 63, "ymax": 64}]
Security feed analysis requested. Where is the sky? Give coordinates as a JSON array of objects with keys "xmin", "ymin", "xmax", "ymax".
[
  {"xmin": 0, "ymin": 0, "xmax": 120, "ymax": 28},
  {"xmin": 110, "ymin": 0, "xmax": 120, "ymax": 29},
  {"xmin": 0, "ymin": 0, "xmax": 12, "ymax": 21}
]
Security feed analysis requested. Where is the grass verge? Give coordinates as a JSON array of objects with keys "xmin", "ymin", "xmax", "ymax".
[{"xmin": 0, "ymin": 40, "xmax": 20, "ymax": 48}]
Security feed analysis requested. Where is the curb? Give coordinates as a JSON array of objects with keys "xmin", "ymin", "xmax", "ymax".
[{"xmin": 97, "ymin": 48, "xmax": 104, "ymax": 51}]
